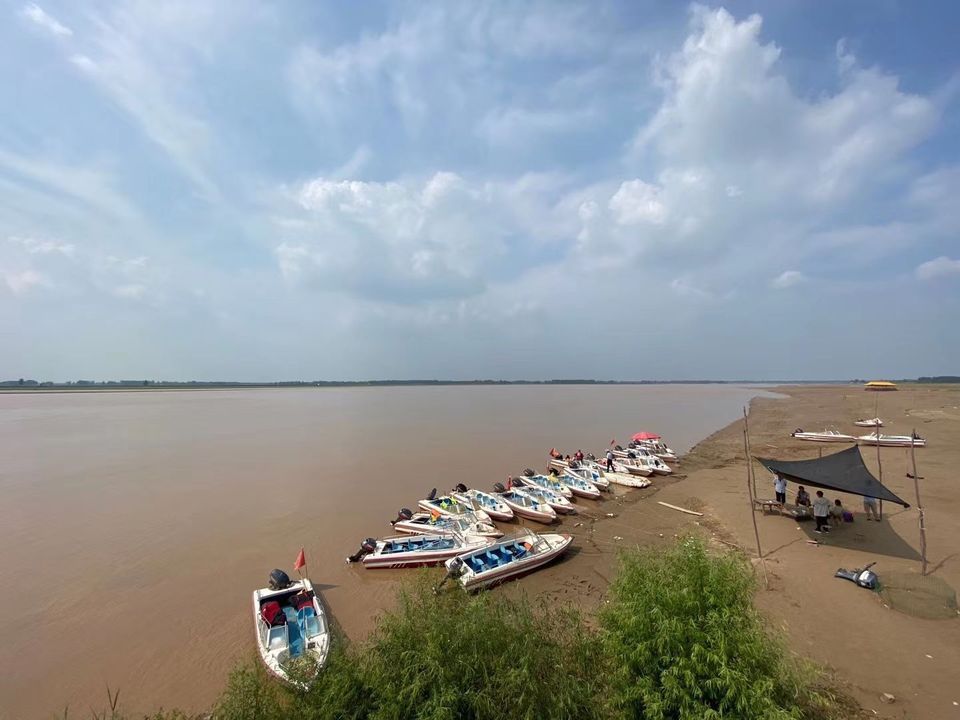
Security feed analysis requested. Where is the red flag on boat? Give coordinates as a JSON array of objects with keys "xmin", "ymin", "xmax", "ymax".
[
  {"xmin": 294, "ymin": 548, "xmax": 306, "ymax": 571},
  {"xmin": 610, "ymin": 438, "xmax": 616, "ymax": 446}
]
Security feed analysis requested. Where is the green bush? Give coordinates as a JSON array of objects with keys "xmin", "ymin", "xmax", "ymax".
[{"xmin": 601, "ymin": 537, "xmax": 841, "ymax": 720}]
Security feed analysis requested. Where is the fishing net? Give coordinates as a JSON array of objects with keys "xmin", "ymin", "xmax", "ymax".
[{"xmin": 879, "ymin": 571, "xmax": 958, "ymax": 620}]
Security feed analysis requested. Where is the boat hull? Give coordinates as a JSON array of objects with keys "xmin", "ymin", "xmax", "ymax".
[
  {"xmin": 450, "ymin": 534, "xmax": 572, "ymax": 591},
  {"xmin": 858, "ymin": 435, "xmax": 926, "ymax": 448}
]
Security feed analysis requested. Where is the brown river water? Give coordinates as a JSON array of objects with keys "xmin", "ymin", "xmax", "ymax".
[{"xmin": 0, "ymin": 384, "xmax": 773, "ymax": 718}]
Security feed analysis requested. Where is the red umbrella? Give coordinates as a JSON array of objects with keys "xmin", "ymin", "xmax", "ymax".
[{"xmin": 632, "ymin": 431, "xmax": 660, "ymax": 441}]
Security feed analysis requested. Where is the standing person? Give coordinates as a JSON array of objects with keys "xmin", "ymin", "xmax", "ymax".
[
  {"xmin": 773, "ymin": 474, "xmax": 787, "ymax": 504},
  {"xmin": 605, "ymin": 448, "xmax": 614, "ymax": 472},
  {"xmin": 863, "ymin": 495, "xmax": 880, "ymax": 521},
  {"xmin": 812, "ymin": 491, "xmax": 831, "ymax": 534},
  {"xmin": 574, "ymin": 449, "xmax": 584, "ymax": 462}
]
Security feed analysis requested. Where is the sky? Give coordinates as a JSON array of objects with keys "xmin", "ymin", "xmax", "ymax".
[{"xmin": 1, "ymin": 1, "xmax": 958, "ymax": 381}]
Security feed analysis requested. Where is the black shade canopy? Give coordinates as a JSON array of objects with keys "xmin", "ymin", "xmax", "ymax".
[{"xmin": 756, "ymin": 445, "xmax": 910, "ymax": 507}]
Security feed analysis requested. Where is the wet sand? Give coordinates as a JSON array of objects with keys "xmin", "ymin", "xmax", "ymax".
[
  {"xmin": 0, "ymin": 383, "xmax": 770, "ymax": 719},
  {"xmin": 528, "ymin": 384, "xmax": 958, "ymax": 719}
]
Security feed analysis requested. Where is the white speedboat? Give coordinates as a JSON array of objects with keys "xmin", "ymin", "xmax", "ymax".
[
  {"xmin": 418, "ymin": 491, "xmax": 492, "ymax": 524},
  {"xmin": 347, "ymin": 532, "xmax": 493, "ymax": 569},
  {"xmin": 494, "ymin": 486, "xmax": 557, "ymax": 523},
  {"xmin": 504, "ymin": 478, "xmax": 576, "ymax": 514},
  {"xmin": 579, "ymin": 458, "xmax": 646, "ymax": 486},
  {"xmin": 390, "ymin": 508, "xmax": 502, "ymax": 538},
  {"xmin": 443, "ymin": 531, "xmax": 572, "ymax": 591},
  {"xmin": 790, "ymin": 429, "xmax": 856, "ymax": 442},
  {"xmin": 526, "ymin": 469, "xmax": 574, "ymax": 498},
  {"xmin": 631, "ymin": 440, "xmax": 678, "ymax": 462},
  {"xmin": 557, "ymin": 471, "xmax": 602, "ymax": 500},
  {"xmin": 565, "ymin": 464, "xmax": 610, "ymax": 490},
  {"xmin": 450, "ymin": 484, "xmax": 514, "ymax": 521},
  {"xmin": 857, "ymin": 432, "xmax": 926, "ymax": 448},
  {"xmin": 253, "ymin": 571, "xmax": 330, "ymax": 686},
  {"xmin": 614, "ymin": 449, "xmax": 670, "ymax": 475},
  {"xmin": 854, "ymin": 417, "xmax": 884, "ymax": 427}
]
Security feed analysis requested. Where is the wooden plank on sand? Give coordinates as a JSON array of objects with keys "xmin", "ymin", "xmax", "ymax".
[{"xmin": 657, "ymin": 501, "xmax": 703, "ymax": 517}]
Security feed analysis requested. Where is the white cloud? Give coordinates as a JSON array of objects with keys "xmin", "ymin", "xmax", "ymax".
[
  {"xmin": 8, "ymin": 235, "xmax": 76, "ymax": 257},
  {"xmin": 609, "ymin": 180, "xmax": 667, "ymax": 225},
  {"xmin": 4, "ymin": 269, "xmax": 49, "ymax": 294},
  {"xmin": 915, "ymin": 256, "xmax": 960, "ymax": 281},
  {"xmin": 113, "ymin": 283, "xmax": 147, "ymax": 300},
  {"xmin": 771, "ymin": 270, "xmax": 806, "ymax": 288},
  {"xmin": 21, "ymin": 3, "xmax": 72, "ymax": 37}
]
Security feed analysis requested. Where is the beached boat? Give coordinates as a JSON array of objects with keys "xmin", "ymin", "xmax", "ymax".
[
  {"xmin": 631, "ymin": 439, "xmax": 678, "ymax": 462},
  {"xmin": 854, "ymin": 417, "xmax": 884, "ymax": 427},
  {"xmin": 504, "ymin": 477, "xmax": 576, "ymax": 514},
  {"xmin": 450, "ymin": 484, "xmax": 514, "ymax": 521},
  {"xmin": 517, "ymin": 470, "xmax": 574, "ymax": 498},
  {"xmin": 631, "ymin": 432, "xmax": 678, "ymax": 461},
  {"xmin": 253, "ymin": 571, "xmax": 330, "ymax": 685},
  {"xmin": 857, "ymin": 432, "xmax": 926, "ymax": 448},
  {"xmin": 390, "ymin": 508, "xmax": 503, "ymax": 538},
  {"xmin": 557, "ymin": 471, "xmax": 602, "ymax": 500},
  {"xmin": 577, "ymin": 457, "xmax": 647, "ymax": 487},
  {"xmin": 565, "ymin": 464, "xmax": 610, "ymax": 490},
  {"xmin": 614, "ymin": 449, "xmax": 670, "ymax": 475},
  {"xmin": 346, "ymin": 532, "xmax": 493, "ymax": 569},
  {"xmin": 443, "ymin": 531, "xmax": 573, "ymax": 591},
  {"xmin": 790, "ymin": 429, "xmax": 857, "ymax": 443},
  {"xmin": 418, "ymin": 490, "xmax": 492, "ymax": 524},
  {"xmin": 493, "ymin": 486, "xmax": 557, "ymax": 523}
]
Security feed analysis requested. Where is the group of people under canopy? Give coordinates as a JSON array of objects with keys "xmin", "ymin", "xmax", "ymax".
[{"xmin": 757, "ymin": 445, "xmax": 910, "ymax": 530}]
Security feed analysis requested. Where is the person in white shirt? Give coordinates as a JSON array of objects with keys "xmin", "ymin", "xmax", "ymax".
[
  {"xmin": 812, "ymin": 490, "xmax": 831, "ymax": 533},
  {"xmin": 773, "ymin": 474, "xmax": 787, "ymax": 504}
]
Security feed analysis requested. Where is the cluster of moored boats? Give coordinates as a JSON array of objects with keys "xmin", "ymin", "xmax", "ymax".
[
  {"xmin": 252, "ymin": 433, "xmax": 680, "ymax": 683},
  {"xmin": 790, "ymin": 418, "xmax": 926, "ymax": 447}
]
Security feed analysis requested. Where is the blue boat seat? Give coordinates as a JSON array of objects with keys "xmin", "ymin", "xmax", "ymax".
[{"xmin": 485, "ymin": 550, "xmax": 500, "ymax": 567}]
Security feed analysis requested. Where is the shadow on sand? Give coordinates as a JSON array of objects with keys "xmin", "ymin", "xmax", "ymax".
[{"xmin": 798, "ymin": 509, "xmax": 921, "ymax": 562}]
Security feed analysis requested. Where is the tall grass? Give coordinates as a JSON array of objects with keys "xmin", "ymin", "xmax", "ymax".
[
  {"xmin": 76, "ymin": 539, "xmax": 852, "ymax": 720},
  {"xmin": 601, "ymin": 537, "xmax": 844, "ymax": 720}
]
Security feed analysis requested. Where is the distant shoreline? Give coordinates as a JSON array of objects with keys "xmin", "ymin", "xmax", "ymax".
[{"xmin": 0, "ymin": 379, "xmax": 864, "ymax": 394}]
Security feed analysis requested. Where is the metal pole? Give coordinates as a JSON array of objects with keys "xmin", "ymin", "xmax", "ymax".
[
  {"xmin": 910, "ymin": 432, "xmax": 928, "ymax": 575},
  {"xmin": 742, "ymin": 413, "xmax": 768, "ymax": 589},
  {"xmin": 875, "ymin": 392, "xmax": 883, "ymax": 520}
]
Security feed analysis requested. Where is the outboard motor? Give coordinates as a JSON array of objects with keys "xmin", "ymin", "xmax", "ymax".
[
  {"xmin": 433, "ymin": 556, "xmax": 464, "ymax": 594},
  {"xmin": 523, "ymin": 468, "xmax": 535, "ymax": 477},
  {"xmin": 391, "ymin": 507, "xmax": 414, "ymax": 525},
  {"xmin": 627, "ymin": 451, "xmax": 636, "ymax": 459},
  {"xmin": 615, "ymin": 444, "xmax": 624, "ymax": 451},
  {"xmin": 569, "ymin": 460, "xmax": 580, "ymax": 469},
  {"xmin": 493, "ymin": 481, "xmax": 507, "ymax": 493},
  {"xmin": 835, "ymin": 561, "xmax": 879, "ymax": 590},
  {"xmin": 454, "ymin": 483, "xmax": 468, "ymax": 493},
  {"xmin": 427, "ymin": 488, "xmax": 437, "ymax": 501},
  {"xmin": 269, "ymin": 569, "xmax": 291, "ymax": 591},
  {"xmin": 587, "ymin": 453, "xmax": 596, "ymax": 461},
  {"xmin": 347, "ymin": 538, "xmax": 378, "ymax": 564}
]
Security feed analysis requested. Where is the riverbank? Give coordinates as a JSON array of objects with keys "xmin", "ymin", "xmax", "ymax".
[{"xmin": 525, "ymin": 384, "xmax": 959, "ymax": 719}]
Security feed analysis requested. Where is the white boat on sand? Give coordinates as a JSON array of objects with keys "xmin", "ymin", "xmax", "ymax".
[
  {"xmin": 450, "ymin": 484, "xmax": 514, "ymax": 521},
  {"xmin": 631, "ymin": 440, "xmax": 678, "ymax": 462},
  {"xmin": 390, "ymin": 509, "xmax": 502, "ymax": 538},
  {"xmin": 517, "ymin": 470, "xmax": 574, "ymax": 498},
  {"xmin": 556, "ymin": 471, "xmax": 602, "ymax": 500},
  {"xmin": 443, "ymin": 531, "xmax": 573, "ymax": 591},
  {"xmin": 790, "ymin": 429, "xmax": 857, "ymax": 443},
  {"xmin": 494, "ymin": 486, "xmax": 557, "ymax": 523},
  {"xmin": 253, "ymin": 571, "xmax": 330, "ymax": 686},
  {"xmin": 857, "ymin": 432, "xmax": 926, "ymax": 448},
  {"xmin": 504, "ymin": 478, "xmax": 575, "ymax": 514},
  {"xmin": 565, "ymin": 464, "xmax": 610, "ymax": 490},
  {"xmin": 418, "ymin": 491, "xmax": 492, "ymax": 524},
  {"xmin": 347, "ymin": 532, "xmax": 493, "ymax": 569},
  {"xmin": 854, "ymin": 417, "xmax": 884, "ymax": 427}
]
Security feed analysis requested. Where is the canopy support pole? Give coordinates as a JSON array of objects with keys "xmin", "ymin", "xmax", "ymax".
[
  {"xmin": 742, "ymin": 408, "xmax": 768, "ymax": 589},
  {"xmin": 910, "ymin": 432, "xmax": 928, "ymax": 576},
  {"xmin": 875, "ymin": 393, "xmax": 883, "ymax": 520}
]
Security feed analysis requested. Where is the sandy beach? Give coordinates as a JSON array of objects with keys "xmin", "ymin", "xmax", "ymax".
[{"xmin": 523, "ymin": 384, "xmax": 959, "ymax": 719}]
